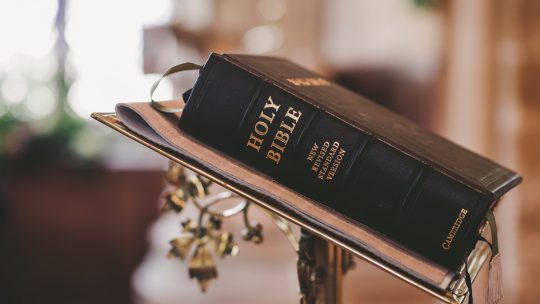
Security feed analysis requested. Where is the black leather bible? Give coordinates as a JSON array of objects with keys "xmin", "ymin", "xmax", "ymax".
[{"xmin": 178, "ymin": 53, "xmax": 521, "ymax": 269}]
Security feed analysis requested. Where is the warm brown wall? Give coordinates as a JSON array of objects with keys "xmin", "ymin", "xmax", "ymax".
[
  {"xmin": 516, "ymin": 0, "xmax": 540, "ymax": 302},
  {"xmin": 0, "ymin": 169, "xmax": 162, "ymax": 304},
  {"xmin": 442, "ymin": 0, "xmax": 540, "ymax": 303}
]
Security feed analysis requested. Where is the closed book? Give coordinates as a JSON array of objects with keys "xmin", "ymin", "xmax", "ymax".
[{"xmin": 178, "ymin": 53, "xmax": 521, "ymax": 269}]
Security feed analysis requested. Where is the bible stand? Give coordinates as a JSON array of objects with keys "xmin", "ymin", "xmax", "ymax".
[{"xmin": 92, "ymin": 111, "xmax": 491, "ymax": 304}]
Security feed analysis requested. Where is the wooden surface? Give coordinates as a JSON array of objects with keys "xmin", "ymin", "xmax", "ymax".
[{"xmin": 0, "ymin": 169, "xmax": 162, "ymax": 304}]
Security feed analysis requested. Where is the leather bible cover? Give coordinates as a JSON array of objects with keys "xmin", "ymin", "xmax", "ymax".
[{"xmin": 177, "ymin": 53, "xmax": 522, "ymax": 269}]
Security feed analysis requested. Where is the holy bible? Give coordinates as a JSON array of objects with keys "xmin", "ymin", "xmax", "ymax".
[{"xmin": 177, "ymin": 53, "xmax": 521, "ymax": 269}]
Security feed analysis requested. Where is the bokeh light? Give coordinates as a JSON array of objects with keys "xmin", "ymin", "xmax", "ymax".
[{"xmin": 243, "ymin": 25, "xmax": 284, "ymax": 54}]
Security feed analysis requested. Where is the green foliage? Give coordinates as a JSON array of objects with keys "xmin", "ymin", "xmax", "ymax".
[
  {"xmin": 413, "ymin": 0, "xmax": 441, "ymax": 10},
  {"xmin": 0, "ymin": 72, "xmax": 100, "ymax": 174}
]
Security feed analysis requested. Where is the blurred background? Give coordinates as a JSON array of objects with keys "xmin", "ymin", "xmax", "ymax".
[{"xmin": 0, "ymin": 0, "xmax": 538, "ymax": 303}]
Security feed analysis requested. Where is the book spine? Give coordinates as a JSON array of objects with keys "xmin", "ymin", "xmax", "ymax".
[{"xmin": 180, "ymin": 54, "xmax": 487, "ymax": 268}]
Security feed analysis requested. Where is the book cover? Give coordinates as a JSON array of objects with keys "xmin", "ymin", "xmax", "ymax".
[{"xmin": 178, "ymin": 53, "xmax": 522, "ymax": 269}]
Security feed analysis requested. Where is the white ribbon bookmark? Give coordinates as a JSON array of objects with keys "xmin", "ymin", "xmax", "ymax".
[{"xmin": 150, "ymin": 62, "xmax": 202, "ymax": 113}]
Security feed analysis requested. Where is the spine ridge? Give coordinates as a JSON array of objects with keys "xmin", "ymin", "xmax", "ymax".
[
  {"xmin": 341, "ymin": 136, "xmax": 372, "ymax": 192},
  {"xmin": 290, "ymin": 110, "xmax": 319, "ymax": 153},
  {"xmin": 400, "ymin": 165, "xmax": 427, "ymax": 215},
  {"xmin": 235, "ymin": 80, "xmax": 266, "ymax": 135}
]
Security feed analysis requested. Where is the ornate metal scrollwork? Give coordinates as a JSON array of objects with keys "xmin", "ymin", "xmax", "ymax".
[{"xmin": 162, "ymin": 161, "xmax": 298, "ymax": 292}]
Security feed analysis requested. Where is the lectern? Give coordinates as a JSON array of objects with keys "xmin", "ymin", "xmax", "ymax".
[{"xmin": 92, "ymin": 110, "xmax": 491, "ymax": 303}]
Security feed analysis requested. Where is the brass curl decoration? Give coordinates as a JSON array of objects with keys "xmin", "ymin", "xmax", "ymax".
[{"xmin": 162, "ymin": 161, "xmax": 299, "ymax": 291}]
